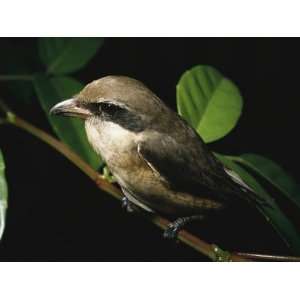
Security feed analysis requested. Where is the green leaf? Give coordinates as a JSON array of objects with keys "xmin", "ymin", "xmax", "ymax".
[
  {"xmin": 33, "ymin": 75, "xmax": 101, "ymax": 169},
  {"xmin": 229, "ymin": 154, "xmax": 300, "ymax": 211},
  {"xmin": 0, "ymin": 149, "xmax": 8, "ymax": 241},
  {"xmin": 177, "ymin": 65, "xmax": 243, "ymax": 143},
  {"xmin": 38, "ymin": 38, "xmax": 104, "ymax": 75},
  {"xmin": 215, "ymin": 153, "xmax": 300, "ymax": 254}
]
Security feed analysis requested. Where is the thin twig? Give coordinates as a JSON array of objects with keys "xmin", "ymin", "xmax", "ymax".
[
  {"xmin": 1, "ymin": 98, "xmax": 299, "ymax": 261},
  {"xmin": 0, "ymin": 75, "xmax": 33, "ymax": 81},
  {"xmin": 234, "ymin": 252, "xmax": 300, "ymax": 262}
]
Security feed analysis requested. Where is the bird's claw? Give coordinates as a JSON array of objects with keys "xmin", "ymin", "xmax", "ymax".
[
  {"xmin": 121, "ymin": 197, "xmax": 135, "ymax": 213},
  {"xmin": 163, "ymin": 215, "xmax": 204, "ymax": 240},
  {"xmin": 163, "ymin": 220, "xmax": 183, "ymax": 240},
  {"xmin": 121, "ymin": 196, "xmax": 129, "ymax": 209}
]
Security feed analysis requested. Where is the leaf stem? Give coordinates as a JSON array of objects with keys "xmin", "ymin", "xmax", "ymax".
[
  {"xmin": 0, "ymin": 75, "xmax": 33, "ymax": 81},
  {"xmin": 1, "ymin": 98, "xmax": 299, "ymax": 261}
]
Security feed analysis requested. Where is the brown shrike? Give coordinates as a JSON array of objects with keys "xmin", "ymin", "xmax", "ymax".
[{"xmin": 50, "ymin": 76, "xmax": 263, "ymax": 238}]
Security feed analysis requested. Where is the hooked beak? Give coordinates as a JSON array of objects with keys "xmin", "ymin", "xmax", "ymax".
[{"xmin": 50, "ymin": 99, "xmax": 91, "ymax": 119}]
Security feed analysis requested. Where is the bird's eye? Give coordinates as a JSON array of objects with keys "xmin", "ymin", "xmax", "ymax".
[{"xmin": 100, "ymin": 102, "xmax": 120, "ymax": 116}]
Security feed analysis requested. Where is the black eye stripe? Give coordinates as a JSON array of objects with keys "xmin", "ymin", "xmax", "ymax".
[
  {"xmin": 86, "ymin": 102, "xmax": 123, "ymax": 115},
  {"xmin": 85, "ymin": 101, "xmax": 145, "ymax": 132},
  {"xmin": 100, "ymin": 102, "xmax": 120, "ymax": 115}
]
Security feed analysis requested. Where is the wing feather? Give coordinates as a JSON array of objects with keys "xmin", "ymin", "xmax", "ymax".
[{"xmin": 137, "ymin": 134, "xmax": 244, "ymax": 204}]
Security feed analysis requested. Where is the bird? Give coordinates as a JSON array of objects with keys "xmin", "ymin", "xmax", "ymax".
[{"xmin": 50, "ymin": 75, "xmax": 266, "ymax": 239}]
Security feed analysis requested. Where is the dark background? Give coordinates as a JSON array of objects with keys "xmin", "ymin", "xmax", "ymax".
[{"xmin": 0, "ymin": 38, "xmax": 300, "ymax": 261}]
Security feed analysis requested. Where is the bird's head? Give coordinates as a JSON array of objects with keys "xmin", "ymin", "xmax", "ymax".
[{"xmin": 50, "ymin": 76, "xmax": 165, "ymax": 133}]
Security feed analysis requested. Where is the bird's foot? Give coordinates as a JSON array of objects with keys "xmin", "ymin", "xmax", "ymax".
[
  {"xmin": 163, "ymin": 215, "xmax": 204, "ymax": 240},
  {"xmin": 164, "ymin": 220, "xmax": 180, "ymax": 240},
  {"xmin": 121, "ymin": 196, "xmax": 136, "ymax": 213}
]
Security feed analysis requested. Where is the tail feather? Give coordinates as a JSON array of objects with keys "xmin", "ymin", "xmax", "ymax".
[{"xmin": 224, "ymin": 166, "xmax": 300, "ymax": 254}]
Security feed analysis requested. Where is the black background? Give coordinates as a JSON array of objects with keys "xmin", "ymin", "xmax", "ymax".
[{"xmin": 0, "ymin": 38, "xmax": 300, "ymax": 261}]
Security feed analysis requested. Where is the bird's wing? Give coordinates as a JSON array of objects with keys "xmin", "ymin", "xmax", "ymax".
[{"xmin": 137, "ymin": 134, "xmax": 241, "ymax": 203}]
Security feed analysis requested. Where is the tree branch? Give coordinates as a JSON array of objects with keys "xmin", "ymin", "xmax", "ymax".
[
  {"xmin": 1, "ymin": 98, "xmax": 299, "ymax": 261},
  {"xmin": 233, "ymin": 252, "xmax": 300, "ymax": 261}
]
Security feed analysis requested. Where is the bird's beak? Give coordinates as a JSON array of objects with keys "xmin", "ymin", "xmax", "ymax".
[{"xmin": 50, "ymin": 99, "xmax": 91, "ymax": 120}]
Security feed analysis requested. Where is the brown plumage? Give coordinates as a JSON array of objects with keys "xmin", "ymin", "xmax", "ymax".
[{"xmin": 50, "ymin": 75, "xmax": 262, "ymax": 236}]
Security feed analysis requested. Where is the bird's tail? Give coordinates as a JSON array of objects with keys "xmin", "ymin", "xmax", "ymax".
[{"xmin": 225, "ymin": 166, "xmax": 300, "ymax": 254}]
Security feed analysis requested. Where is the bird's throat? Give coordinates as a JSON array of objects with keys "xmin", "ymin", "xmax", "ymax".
[{"xmin": 85, "ymin": 119, "xmax": 138, "ymax": 169}]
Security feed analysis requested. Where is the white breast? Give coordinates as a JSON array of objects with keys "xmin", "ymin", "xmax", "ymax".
[{"xmin": 85, "ymin": 119, "xmax": 137, "ymax": 164}]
